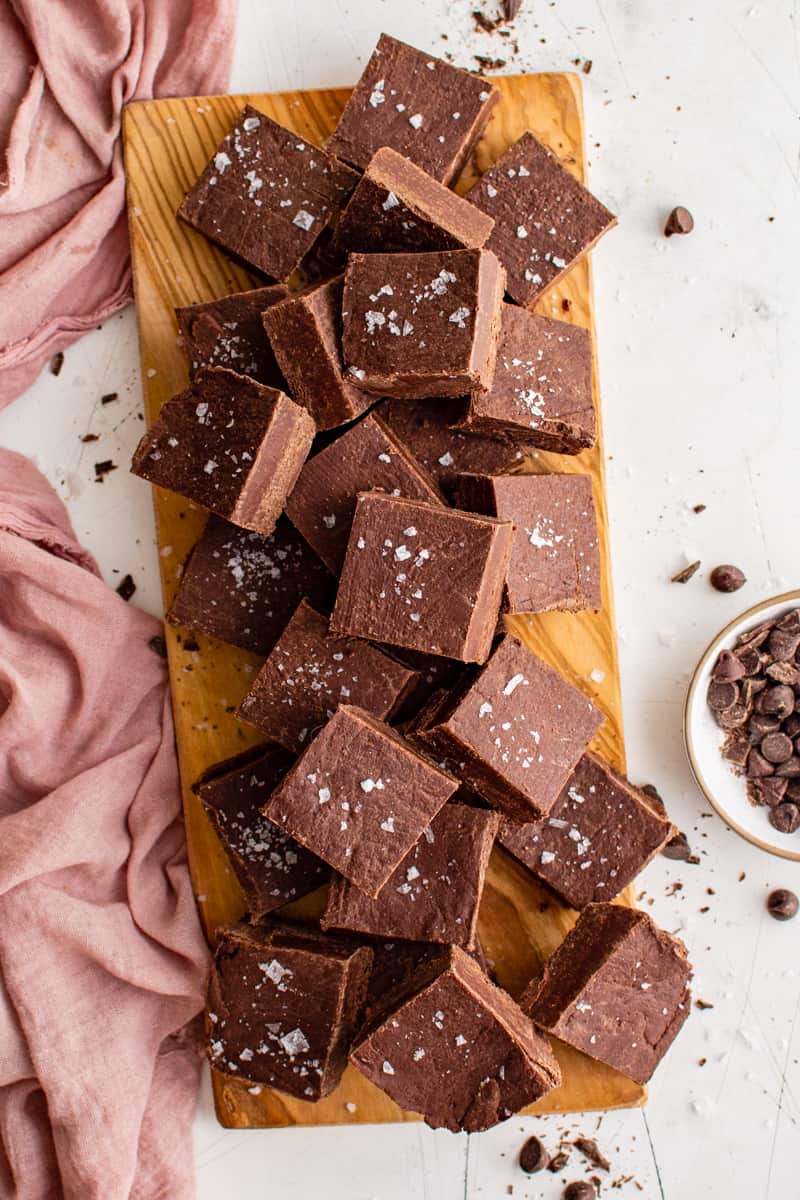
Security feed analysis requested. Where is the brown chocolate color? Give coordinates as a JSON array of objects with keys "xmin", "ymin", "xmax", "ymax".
[
  {"xmin": 520, "ymin": 903, "xmax": 692, "ymax": 1085},
  {"xmin": 342, "ymin": 248, "xmax": 506, "ymax": 399},
  {"xmin": 325, "ymin": 34, "xmax": 499, "ymax": 185},
  {"xmin": 176, "ymin": 285, "xmax": 288, "ymax": 388},
  {"xmin": 178, "ymin": 106, "xmax": 359, "ymax": 280},
  {"xmin": 263, "ymin": 705, "xmax": 457, "ymax": 898},
  {"xmin": 206, "ymin": 921, "xmax": 372, "ymax": 1099},
  {"xmin": 331, "ymin": 492, "xmax": 513, "ymax": 664},
  {"xmin": 131, "ymin": 367, "xmax": 315, "ymax": 536},
  {"xmin": 363, "ymin": 939, "xmax": 442, "ymax": 1023},
  {"xmin": 351, "ymin": 945, "xmax": 561, "ymax": 1131},
  {"xmin": 466, "ymin": 132, "xmax": 616, "ymax": 306}
]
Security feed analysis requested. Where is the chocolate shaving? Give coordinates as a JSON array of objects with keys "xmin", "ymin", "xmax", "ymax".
[
  {"xmin": 50, "ymin": 352, "xmax": 64, "ymax": 376},
  {"xmin": 504, "ymin": 0, "xmax": 522, "ymax": 17},
  {"xmin": 94, "ymin": 459, "xmax": 117, "ymax": 481},
  {"xmin": 474, "ymin": 54, "xmax": 507, "ymax": 70},
  {"xmin": 671, "ymin": 560, "xmax": 700, "ymax": 583},
  {"xmin": 101, "ymin": 391, "xmax": 119, "ymax": 405},
  {"xmin": 574, "ymin": 1137, "xmax": 609, "ymax": 1170}
]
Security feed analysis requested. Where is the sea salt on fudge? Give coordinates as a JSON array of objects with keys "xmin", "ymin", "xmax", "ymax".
[
  {"xmin": 460, "ymin": 304, "xmax": 596, "ymax": 454},
  {"xmin": 325, "ymin": 34, "xmax": 499, "ymax": 185},
  {"xmin": 194, "ymin": 745, "xmax": 328, "ymax": 919},
  {"xmin": 466, "ymin": 132, "xmax": 616, "ymax": 307},
  {"xmin": 178, "ymin": 106, "xmax": 359, "ymax": 280},
  {"xmin": 176, "ymin": 285, "xmax": 288, "ymax": 389},
  {"xmin": 131, "ymin": 367, "xmax": 315, "ymax": 536},
  {"xmin": 351, "ymin": 945, "xmax": 561, "ymax": 1131},
  {"xmin": 263, "ymin": 705, "xmax": 458, "ymax": 898},
  {"xmin": 322, "ymin": 802, "xmax": 499, "ymax": 949},
  {"xmin": 336, "ymin": 147, "xmax": 494, "ymax": 256},
  {"xmin": 285, "ymin": 411, "xmax": 443, "ymax": 574},
  {"xmin": 237, "ymin": 599, "xmax": 418, "ymax": 753},
  {"xmin": 520, "ymin": 904, "xmax": 692, "ymax": 1084},
  {"xmin": 498, "ymin": 752, "xmax": 675, "ymax": 909},
  {"xmin": 262, "ymin": 277, "xmax": 370, "ymax": 430},
  {"xmin": 166, "ymin": 515, "xmax": 334, "ymax": 657},
  {"xmin": 207, "ymin": 921, "xmax": 372, "ymax": 1099},
  {"xmin": 342, "ymin": 248, "xmax": 506, "ymax": 399},
  {"xmin": 451, "ymin": 473, "xmax": 602, "ymax": 614},
  {"xmin": 331, "ymin": 492, "xmax": 512, "ymax": 664},
  {"xmin": 415, "ymin": 635, "xmax": 604, "ymax": 822}
]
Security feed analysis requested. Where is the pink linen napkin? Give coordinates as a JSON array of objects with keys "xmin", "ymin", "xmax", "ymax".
[
  {"xmin": 0, "ymin": 448, "xmax": 210, "ymax": 1199},
  {"xmin": 0, "ymin": 0, "xmax": 238, "ymax": 410}
]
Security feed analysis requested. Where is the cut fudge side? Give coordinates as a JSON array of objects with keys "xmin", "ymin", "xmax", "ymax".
[
  {"xmin": 341, "ymin": 248, "xmax": 506, "ymax": 399},
  {"xmin": 520, "ymin": 904, "xmax": 692, "ymax": 1085},
  {"xmin": 498, "ymin": 751, "xmax": 675, "ymax": 909},
  {"xmin": 461, "ymin": 304, "xmax": 596, "ymax": 454},
  {"xmin": 322, "ymin": 802, "xmax": 500, "ymax": 949},
  {"xmin": 285, "ymin": 411, "xmax": 444, "ymax": 574},
  {"xmin": 415, "ymin": 635, "xmax": 604, "ymax": 822},
  {"xmin": 178, "ymin": 105, "xmax": 359, "ymax": 280},
  {"xmin": 325, "ymin": 34, "xmax": 499, "ymax": 185},
  {"xmin": 261, "ymin": 276, "xmax": 371, "ymax": 431},
  {"xmin": 131, "ymin": 367, "xmax": 315, "ymax": 537},
  {"xmin": 237, "ymin": 599, "xmax": 419, "ymax": 753},
  {"xmin": 336, "ymin": 147, "xmax": 494, "ymax": 256},
  {"xmin": 451, "ymin": 473, "xmax": 602, "ymax": 614},
  {"xmin": 330, "ymin": 492, "xmax": 513, "ymax": 664},
  {"xmin": 466, "ymin": 131, "xmax": 617, "ymax": 307},
  {"xmin": 176, "ymin": 285, "xmax": 288, "ymax": 389},
  {"xmin": 351, "ymin": 945, "xmax": 561, "ymax": 1131},
  {"xmin": 193, "ymin": 745, "xmax": 328, "ymax": 919},
  {"xmin": 263, "ymin": 705, "xmax": 458, "ymax": 898},
  {"xmin": 206, "ymin": 921, "xmax": 372, "ymax": 1099}
]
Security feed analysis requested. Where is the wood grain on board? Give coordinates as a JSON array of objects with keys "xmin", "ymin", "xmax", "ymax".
[{"xmin": 123, "ymin": 72, "xmax": 644, "ymax": 1128}]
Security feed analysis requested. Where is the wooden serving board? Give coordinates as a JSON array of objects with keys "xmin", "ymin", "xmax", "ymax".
[{"xmin": 123, "ymin": 72, "xmax": 644, "ymax": 1128}]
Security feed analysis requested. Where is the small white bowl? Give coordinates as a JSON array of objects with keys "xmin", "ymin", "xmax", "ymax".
[{"xmin": 684, "ymin": 589, "xmax": 800, "ymax": 863}]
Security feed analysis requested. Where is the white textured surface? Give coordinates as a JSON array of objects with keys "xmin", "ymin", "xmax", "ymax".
[{"xmin": 2, "ymin": 1, "xmax": 800, "ymax": 1195}]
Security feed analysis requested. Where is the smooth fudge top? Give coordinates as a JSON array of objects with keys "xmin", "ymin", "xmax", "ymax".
[
  {"xmin": 263, "ymin": 704, "xmax": 458, "ymax": 898},
  {"xmin": 520, "ymin": 903, "xmax": 692, "ymax": 1085},
  {"xmin": 193, "ymin": 745, "xmax": 328, "ymax": 918},
  {"xmin": 466, "ymin": 131, "xmax": 617, "ymax": 306},
  {"xmin": 178, "ymin": 105, "xmax": 359, "ymax": 280},
  {"xmin": 341, "ymin": 248, "xmax": 506, "ymax": 399},
  {"xmin": 498, "ymin": 751, "xmax": 675, "ymax": 909},
  {"xmin": 415, "ymin": 635, "xmax": 604, "ymax": 822},
  {"xmin": 176, "ymin": 285, "xmax": 288, "ymax": 390},
  {"xmin": 331, "ymin": 492, "xmax": 513, "ymax": 664},
  {"xmin": 322, "ymin": 801, "xmax": 500, "ymax": 949},
  {"xmin": 351, "ymin": 944, "xmax": 561, "ymax": 1132},
  {"xmin": 325, "ymin": 34, "xmax": 499, "ymax": 185},
  {"xmin": 237, "ymin": 599, "xmax": 418, "ymax": 753}
]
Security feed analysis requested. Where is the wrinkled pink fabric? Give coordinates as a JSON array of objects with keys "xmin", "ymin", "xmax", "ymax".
[
  {"xmin": 0, "ymin": 448, "xmax": 210, "ymax": 1199},
  {"xmin": 0, "ymin": 0, "xmax": 238, "ymax": 409}
]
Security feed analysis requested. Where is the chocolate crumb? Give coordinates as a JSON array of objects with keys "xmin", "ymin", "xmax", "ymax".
[
  {"xmin": 671, "ymin": 560, "xmax": 701, "ymax": 583},
  {"xmin": 766, "ymin": 888, "xmax": 798, "ymax": 921},
  {"xmin": 474, "ymin": 54, "xmax": 507, "ymax": 70},
  {"xmin": 563, "ymin": 1182, "xmax": 596, "ymax": 1200},
  {"xmin": 561, "ymin": 298, "xmax": 572, "ymax": 311},
  {"xmin": 80, "ymin": 433, "xmax": 100, "ymax": 443},
  {"xmin": 148, "ymin": 635, "xmax": 167, "ymax": 658},
  {"xmin": 709, "ymin": 564, "xmax": 746, "ymax": 593},
  {"xmin": 738, "ymin": 871, "xmax": 746, "ymax": 882},
  {"xmin": 549, "ymin": 1151, "xmax": 570, "ymax": 1173},
  {"xmin": 582, "ymin": 60, "xmax": 593, "ymax": 74},
  {"xmin": 661, "ymin": 832, "xmax": 693, "ymax": 861},
  {"xmin": 101, "ymin": 391, "xmax": 119, "ymax": 405},
  {"xmin": 519, "ymin": 1134, "xmax": 549, "ymax": 1173},
  {"xmin": 94, "ymin": 459, "xmax": 117, "ymax": 481},
  {"xmin": 695, "ymin": 998, "xmax": 714, "ymax": 1010},
  {"xmin": 574, "ymin": 1137, "xmax": 609, "ymax": 1170},
  {"xmin": 698, "ymin": 1057, "xmax": 707, "ymax": 1066},
  {"xmin": 472, "ymin": 9, "xmax": 500, "ymax": 33},
  {"xmin": 692, "ymin": 503, "xmax": 706, "ymax": 513},
  {"xmin": 116, "ymin": 574, "xmax": 136, "ymax": 602},
  {"xmin": 50, "ymin": 352, "xmax": 64, "ymax": 376},
  {"xmin": 664, "ymin": 206, "xmax": 694, "ymax": 236},
  {"xmin": 504, "ymin": 0, "xmax": 522, "ymax": 17}
]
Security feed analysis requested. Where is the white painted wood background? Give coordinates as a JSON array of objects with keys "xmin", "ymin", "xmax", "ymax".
[{"xmin": 2, "ymin": 1, "xmax": 799, "ymax": 1195}]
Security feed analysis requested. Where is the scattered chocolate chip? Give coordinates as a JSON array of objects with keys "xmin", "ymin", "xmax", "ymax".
[
  {"xmin": 101, "ymin": 391, "xmax": 119, "ymax": 405},
  {"xmin": 747, "ymin": 748, "xmax": 775, "ymax": 779},
  {"xmin": 519, "ymin": 1135, "xmax": 549, "ymax": 1173},
  {"xmin": 661, "ymin": 832, "xmax": 692, "ymax": 861},
  {"xmin": 664, "ymin": 206, "xmax": 694, "ymax": 236},
  {"xmin": 768, "ymin": 802, "xmax": 800, "ymax": 834},
  {"xmin": 50, "ymin": 351, "xmax": 64, "ymax": 376},
  {"xmin": 761, "ymin": 731, "xmax": 794, "ymax": 764},
  {"xmin": 671, "ymin": 560, "xmax": 701, "ymax": 583},
  {"xmin": 548, "ymin": 1151, "xmax": 570, "ymax": 1172},
  {"xmin": 748, "ymin": 713, "xmax": 780, "ymax": 739},
  {"xmin": 760, "ymin": 685, "xmax": 795, "ymax": 719},
  {"xmin": 766, "ymin": 660, "xmax": 800, "ymax": 685},
  {"xmin": 574, "ymin": 1137, "xmax": 609, "ymax": 1170},
  {"xmin": 563, "ymin": 1183, "xmax": 596, "ymax": 1200},
  {"xmin": 116, "ymin": 574, "xmax": 136, "ymax": 602},
  {"xmin": 710, "ymin": 564, "xmax": 746, "ymax": 593},
  {"xmin": 693, "ymin": 503, "xmax": 707, "ymax": 514},
  {"xmin": 768, "ymin": 627, "xmax": 800, "ymax": 662},
  {"xmin": 750, "ymin": 776, "xmax": 788, "ymax": 807},
  {"xmin": 474, "ymin": 54, "xmax": 507, "ymax": 69},
  {"xmin": 148, "ymin": 635, "xmax": 167, "ymax": 658},
  {"xmin": 715, "ymin": 702, "xmax": 750, "ymax": 730},
  {"xmin": 695, "ymin": 998, "xmax": 714, "ymax": 1010},
  {"xmin": 775, "ymin": 756, "xmax": 800, "ymax": 778},
  {"xmin": 94, "ymin": 459, "xmax": 118, "ymax": 481},
  {"xmin": 722, "ymin": 733, "xmax": 750, "ymax": 768},
  {"xmin": 80, "ymin": 433, "xmax": 100, "ymax": 443},
  {"xmin": 707, "ymin": 680, "xmax": 738, "ymax": 712},
  {"xmin": 712, "ymin": 650, "xmax": 745, "ymax": 683},
  {"xmin": 767, "ymin": 888, "xmax": 798, "ymax": 921}
]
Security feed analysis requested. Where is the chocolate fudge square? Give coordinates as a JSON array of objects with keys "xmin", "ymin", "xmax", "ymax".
[
  {"xmin": 520, "ymin": 904, "xmax": 692, "ymax": 1085},
  {"xmin": 336, "ymin": 147, "xmax": 494, "ymax": 256},
  {"xmin": 178, "ymin": 106, "xmax": 359, "ymax": 281},
  {"xmin": 331, "ymin": 492, "xmax": 512, "ymax": 664},
  {"xmin": 322, "ymin": 802, "xmax": 499, "ymax": 949},
  {"xmin": 466, "ymin": 132, "xmax": 617, "ymax": 307},
  {"xmin": 351, "ymin": 945, "xmax": 561, "ymax": 1131},
  {"xmin": 167, "ymin": 515, "xmax": 334, "ymax": 657},
  {"xmin": 325, "ymin": 34, "xmax": 499, "ymax": 185},
  {"xmin": 285, "ymin": 411, "xmax": 443, "ymax": 574},
  {"xmin": 131, "ymin": 367, "xmax": 315, "ymax": 537},
  {"xmin": 415, "ymin": 635, "xmax": 604, "ymax": 822},
  {"xmin": 237, "ymin": 599, "xmax": 418, "ymax": 753},
  {"xmin": 262, "ymin": 276, "xmax": 371, "ymax": 431},
  {"xmin": 498, "ymin": 752, "xmax": 675, "ymax": 909},
  {"xmin": 342, "ymin": 249, "xmax": 505, "ymax": 399},
  {"xmin": 461, "ymin": 304, "xmax": 595, "ymax": 454},
  {"xmin": 176, "ymin": 285, "xmax": 288, "ymax": 389},
  {"xmin": 193, "ymin": 746, "xmax": 328, "ymax": 919},
  {"xmin": 452, "ymin": 473, "xmax": 602, "ymax": 614},
  {"xmin": 263, "ymin": 705, "xmax": 458, "ymax": 898},
  {"xmin": 207, "ymin": 921, "xmax": 372, "ymax": 1099}
]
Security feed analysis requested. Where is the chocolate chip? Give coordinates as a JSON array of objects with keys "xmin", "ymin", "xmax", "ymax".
[
  {"xmin": 774, "ymin": 756, "xmax": 800, "ymax": 778},
  {"xmin": 768, "ymin": 802, "xmax": 800, "ymax": 833},
  {"xmin": 767, "ymin": 888, "xmax": 798, "ymax": 921},
  {"xmin": 573, "ymin": 1138, "xmax": 609, "ymax": 1170},
  {"xmin": 748, "ymin": 713, "xmax": 781, "ymax": 740},
  {"xmin": 671, "ymin": 560, "xmax": 700, "ymax": 583},
  {"xmin": 712, "ymin": 650, "xmax": 746, "ymax": 683},
  {"xmin": 562, "ymin": 1183, "xmax": 596, "ymax": 1200},
  {"xmin": 639, "ymin": 782, "xmax": 667, "ymax": 815},
  {"xmin": 710, "ymin": 564, "xmax": 746, "ymax": 593},
  {"xmin": 116, "ymin": 574, "xmax": 136, "ymax": 602},
  {"xmin": 751, "ymin": 776, "xmax": 788, "ymax": 807},
  {"xmin": 737, "ymin": 619, "xmax": 774, "ymax": 648},
  {"xmin": 765, "ymin": 660, "xmax": 800, "ymax": 686},
  {"xmin": 735, "ymin": 645, "xmax": 762, "ymax": 676},
  {"xmin": 761, "ymin": 732, "xmax": 794, "ymax": 763},
  {"xmin": 778, "ymin": 609, "xmax": 800, "ymax": 634},
  {"xmin": 101, "ymin": 391, "xmax": 119, "ymax": 405},
  {"xmin": 548, "ymin": 1151, "xmax": 570, "ymax": 1172},
  {"xmin": 768, "ymin": 627, "xmax": 800, "ymax": 662},
  {"xmin": 664, "ymin": 206, "xmax": 694, "ymax": 236},
  {"xmin": 50, "ymin": 351, "xmax": 64, "ymax": 376},
  {"xmin": 707, "ymin": 680, "xmax": 738, "ymax": 712},
  {"xmin": 746, "ymin": 748, "xmax": 775, "ymax": 779},
  {"xmin": 715, "ymin": 702, "xmax": 750, "ymax": 730},
  {"xmin": 785, "ymin": 714, "xmax": 800, "ymax": 738},
  {"xmin": 786, "ymin": 779, "xmax": 800, "ymax": 802},
  {"xmin": 722, "ymin": 734, "xmax": 750, "ymax": 769},
  {"xmin": 661, "ymin": 832, "xmax": 692, "ymax": 861},
  {"xmin": 760, "ymin": 685, "xmax": 795, "ymax": 719},
  {"xmin": 519, "ymin": 1135, "xmax": 549, "ymax": 1173}
]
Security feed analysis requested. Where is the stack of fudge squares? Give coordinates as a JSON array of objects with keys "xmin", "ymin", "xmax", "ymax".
[{"xmin": 132, "ymin": 34, "xmax": 692, "ymax": 1131}]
